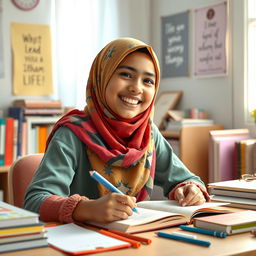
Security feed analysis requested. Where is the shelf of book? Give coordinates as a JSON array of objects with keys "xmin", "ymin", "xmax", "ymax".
[{"xmin": 25, "ymin": 116, "xmax": 60, "ymax": 154}]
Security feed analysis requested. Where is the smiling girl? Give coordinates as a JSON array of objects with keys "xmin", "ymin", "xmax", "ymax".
[{"xmin": 24, "ymin": 38, "xmax": 210, "ymax": 224}]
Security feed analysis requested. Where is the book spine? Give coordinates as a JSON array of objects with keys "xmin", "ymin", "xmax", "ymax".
[
  {"xmin": 8, "ymin": 107, "xmax": 25, "ymax": 158},
  {"xmin": 14, "ymin": 100, "xmax": 62, "ymax": 109},
  {"xmin": 240, "ymin": 142, "xmax": 246, "ymax": 175},
  {"xmin": 12, "ymin": 119, "xmax": 18, "ymax": 162},
  {"xmin": 235, "ymin": 142, "xmax": 242, "ymax": 179},
  {"xmin": 0, "ymin": 118, "xmax": 6, "ymax": 166},
  {"xmin": 38, "ymin": 125, "xmax": 47, "ymax": 153},
  {"xmin": 4, "ymin": 118, "xmax": 15, "ymax": 166},
  {"xmin": 21, "ymin": 122, "xmax": 27, "ymax": 156}
]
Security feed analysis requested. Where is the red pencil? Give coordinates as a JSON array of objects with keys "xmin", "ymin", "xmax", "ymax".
[
  {"xmin": 107, "ymin": 229, "xmax": 152, "ymax": 244},
  {"xmin": 99, "ymin": 229, "xmax": 141, "ymax": 248}
]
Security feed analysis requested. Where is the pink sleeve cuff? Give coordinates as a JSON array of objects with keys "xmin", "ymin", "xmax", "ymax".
[
  {"xmin": 168, "ymin": 181, "xmax": 211, "ymax": 202},
  {"xmin": 39, "ymin": 194, "xmax": 88, "ymax": 223}
]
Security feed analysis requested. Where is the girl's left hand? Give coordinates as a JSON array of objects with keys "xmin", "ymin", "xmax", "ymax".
[{"xmin": 174, "ymin": 183, "xmax": 206, "ymax": 206}]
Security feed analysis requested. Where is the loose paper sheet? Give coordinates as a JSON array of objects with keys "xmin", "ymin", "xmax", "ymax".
[{"xmin": 46, "ymin": 223, "xmax": 129, "ymax": 253}]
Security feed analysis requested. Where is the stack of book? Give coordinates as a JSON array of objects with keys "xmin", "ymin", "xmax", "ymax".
[
  {"xmin": 208, "ymin": 129, "xmax": 251, "ymax": 182},
  {"xmin": 12, "ymin": 99, "xmax": 64, "ymax": 116},
  {"xmin": 193, "ymin": 210, "xmax": 256, "ymax": 235},
  {"xmin": 208, "ymin": 179, "xmax": 256, "ymax": 210},
  {"xmin": 0, "ymin": 99, "xmax": 64, "ymax": 166},
  {"xmin": 166, "ymin": 118, "xmax": 214, "ymax": 132},
  {"xmin": 0, "ymin": 201, "xmax": 47, "ymax": 253}
]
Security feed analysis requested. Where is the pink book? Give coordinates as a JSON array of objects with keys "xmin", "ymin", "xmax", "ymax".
[{"xmin": 217, "ymin": 136, "xmax": 250, "ymax": 181}]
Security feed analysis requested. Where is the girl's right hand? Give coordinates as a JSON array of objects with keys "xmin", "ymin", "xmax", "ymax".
[{"xmin": 72, "ymin": 193, "xmax": 137, "ymax": 223}]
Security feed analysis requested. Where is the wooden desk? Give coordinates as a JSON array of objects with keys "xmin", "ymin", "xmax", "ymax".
[{"xmin": 1, "ymin": 225, "xmax": 256, "ymax": 256}]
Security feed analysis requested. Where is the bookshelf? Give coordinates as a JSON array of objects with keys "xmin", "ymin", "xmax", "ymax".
[
  {"xmin": 161, "ymin": 125, "xmax": 223, "ymax": 185},
  {"xmin": 25, "ymin": 116, "xmax": 60, "ymax": 154},
  {"xmin": 0, "ymin": 115, "xmax": 61, "ymax": 202}
]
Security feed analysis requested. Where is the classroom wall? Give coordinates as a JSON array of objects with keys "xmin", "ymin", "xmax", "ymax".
[
  {"xmin": 150, "ymin": 0, "xmax": 236, "ymax": 129},
  {"xmin": 0, "ymin": 0, "xmax": 250, "ymax": 133},
  {"xmin": 0, "ymin": 0, "xmax": 53, "ymax": 115},
  {"xmin": 0, "ymin": 0, "xmax": 150, "ymax": 114}
]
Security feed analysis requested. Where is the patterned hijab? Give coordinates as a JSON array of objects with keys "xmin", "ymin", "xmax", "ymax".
[{"xmin": 47, "ymin": 38, "xmax": 160, "ymax": 201}]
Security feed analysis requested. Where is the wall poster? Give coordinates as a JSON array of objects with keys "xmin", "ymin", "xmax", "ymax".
[
  {"xmin": 194, "ymin": 1, "xmax": 227, "ymax": 77},
  {"xmin": 11, "ymin": 23, "xmax": 53, "ymax": 95},
  {"xmin": 161, "ymin": 11, "xmax": 189, "ymax": 78}
]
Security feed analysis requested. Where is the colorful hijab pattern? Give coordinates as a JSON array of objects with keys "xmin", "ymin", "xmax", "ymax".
[{"xmin": 47, "ymin": 38, "xmax": 160, "ymax": 201}]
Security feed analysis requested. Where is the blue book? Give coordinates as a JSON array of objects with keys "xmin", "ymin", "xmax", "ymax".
[{"xmin": 8, "ymin": 107, "xmax": 25, "ymax": 158}]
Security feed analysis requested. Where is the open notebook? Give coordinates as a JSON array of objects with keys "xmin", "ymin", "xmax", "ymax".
[{"xmin": 86, "ymin": 200, "xmax": 230, "ymax": 234}]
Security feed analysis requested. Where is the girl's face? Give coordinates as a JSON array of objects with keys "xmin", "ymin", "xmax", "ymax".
[{"xmin": 105, "ymin": 51, "xmax": 156, "ymax": 119}]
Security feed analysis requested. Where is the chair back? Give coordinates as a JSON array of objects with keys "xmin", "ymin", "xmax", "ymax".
[{"xmin": 8, "ymin": 154, "xmax": 43, "ymax": 207}]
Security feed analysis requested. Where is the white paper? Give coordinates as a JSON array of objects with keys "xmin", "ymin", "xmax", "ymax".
[{"xmin": 46, "ymin": 223, "xmax": 129, "ymax": 253}]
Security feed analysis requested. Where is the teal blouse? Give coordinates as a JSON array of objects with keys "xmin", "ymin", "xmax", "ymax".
[{"xmin": 24, "ymin": 123, "xmax": 205, "ymax": 213}]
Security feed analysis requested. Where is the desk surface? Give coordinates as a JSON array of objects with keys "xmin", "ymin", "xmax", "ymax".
[{"xmin": 1, "ymin": 225, "xmax": 256, "ymax": 256}]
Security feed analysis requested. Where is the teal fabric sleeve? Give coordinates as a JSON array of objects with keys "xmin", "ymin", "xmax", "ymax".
[{"xmin": 24, "ymin": 125, "xmax": 206, "ymax": 213}]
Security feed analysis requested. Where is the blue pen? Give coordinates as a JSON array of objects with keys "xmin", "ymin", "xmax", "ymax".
[
  {"xmin": 89, "ymin": 170, "xmax": 139, "ymax": 213},
  {"xmin": 180, "ymin": 225, "xmax": 227, "ymax": 238},
  {"xmin": 156, "ymin": 231, "xmax": 211, "ymax": 247}
]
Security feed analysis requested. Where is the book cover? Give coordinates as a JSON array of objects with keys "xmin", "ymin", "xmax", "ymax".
[
  {"xmin": 0, "ymin": 201, "xmax": 39, "ymax": 229},
  {"xmin": 4, "ymin": 118, "xmax": 14, "ymax": 166},
  {"xmin": 24, "ymin": 108, "xmax": 64, "ymax": 116},
  {"xmin": 8, "ymin": 107, "xmax": 25, "ymax": 158},
  {"xmin": 210, "ymin": 195, "xmax": 256, "ymax": 210},
  {"xmin": 21, "ymin": 121, "xmax": 27, "ymax": 156},
  {"xmin": 12, "ymin": 119, "xmax": 18, "ymax": 162},
  {"xmin": 86, "ymin": 200, "xmax": 230, "ymax": 234},
  {"xmin": 166, "ymin": 119, "xmax": 214, "ymax": 132},
  {"xmin": 208, "ymin": 129, "xmax": 250, "ymax": 182},
  {"xmin": 209, "ymin": 188, "xmax": 256, "ymax": 199},
  {"xmin": 0, "ymin": 237, "xmax": 48, "ymax": 253},
  {"xmin": 216, "ymin": 137, "xmax": 248, "ymax": 181},
  {"xmin": 0, "ymin": 231, "xmax": 47, "ymax": 244},
  {"xmin": 38, "ymin": 125, "xmax": 47, "ymax": 153},
  {"xmin": 240, "ymin": 139, "xmax": 256, "ymax": 174},
  {"xmin": 193, "ymin": 210, "xmax": 256, "ymax": 235},
  {"xmin": 0, "ymin": 118, "xmax": 6, "ymax": 166},
  {"xmin": 208, "ymin": 179, "xmax": 256, "ymax": 192},
  {"xmin": 0, "ymin": 223, "xmax": 45, "ymax": 237}
]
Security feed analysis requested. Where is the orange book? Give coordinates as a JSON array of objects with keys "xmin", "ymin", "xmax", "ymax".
[
  {"xmin": 4, "ymin": 118, "xmax": 14, "ymax": 166},
  {"xmin": 38, "ymin": 126, "xmax": 47, "ymax": 153}
]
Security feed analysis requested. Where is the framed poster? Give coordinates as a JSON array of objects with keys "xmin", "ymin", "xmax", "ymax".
[
  {"xmin": 161, "ymin": 11, "xmax": 189, "ymax": 78},
  {"xmin": 153, "ymin": 91, "xmax": 182, "ymax": 129},
  {"xmin": 194, "ymin": 2, "xmax": 227, "ymax": 77}
]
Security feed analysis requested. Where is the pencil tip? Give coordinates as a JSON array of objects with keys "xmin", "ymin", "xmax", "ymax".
[{"xmin": 89, "ymin": 170, "xmax": 93, "ymax": 175}]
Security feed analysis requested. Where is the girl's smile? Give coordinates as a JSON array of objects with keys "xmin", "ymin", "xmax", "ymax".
[{"xmin": 105, "ymin": 51, "xmax": 156, "ymax": 119}]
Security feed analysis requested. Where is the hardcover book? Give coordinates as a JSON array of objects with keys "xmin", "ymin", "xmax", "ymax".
[
  {"xmin": 0, "ymin": 201, "xmax": 39, "ymax": 228},
  {"xmin": 208, "ymin": 129, "xmax": 250, "ymax": 182},
  {"xmin": 193, "ymin": 210, "xmax": 256, "ymax": 235},
  {"xmin": 13, "ymin": 99, "xmax": 62, "ymax": 109}
]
